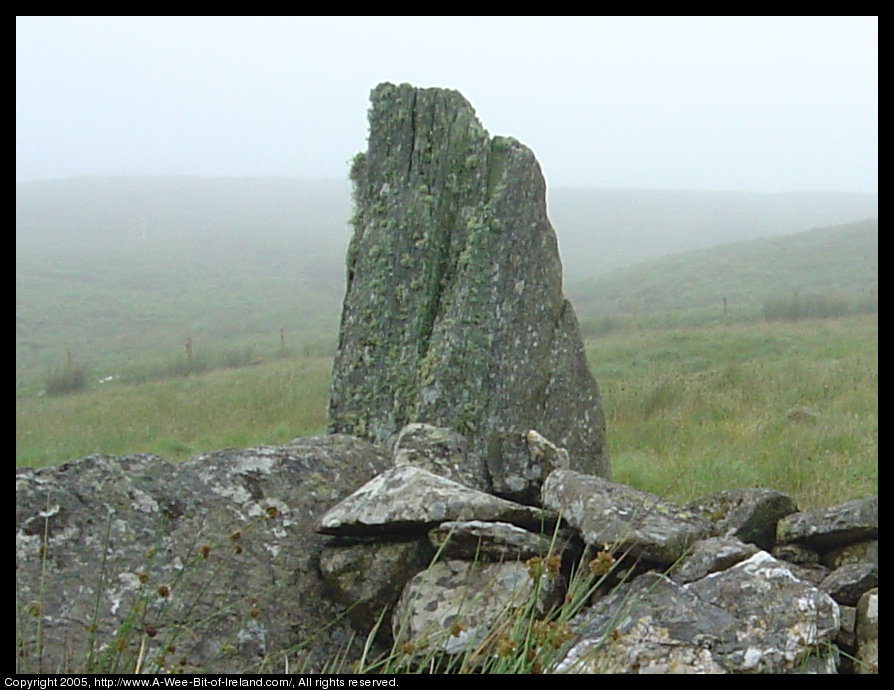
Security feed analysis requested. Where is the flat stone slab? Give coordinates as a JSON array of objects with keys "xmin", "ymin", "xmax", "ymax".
[
  {"xmin": 669, "ymin": 536, "xmax": 760, "ymax": 584},
  {"xmin": 428, "ymin": 520, "xmax": 566, "ymax": 562},
  {"xmin": 542, "ymin": 469, "xmax": 712, "ymax": 565},
  {"xmin": 687, "ymin": 487, "xmax": 798, "ymax": 549},
  {"xmin": 318, "ymin": 465, "xmax": 556, "ymax": 537},
  {"xmin": 776, "ymin": 496, "xmax": 878, "ymax": 550}
]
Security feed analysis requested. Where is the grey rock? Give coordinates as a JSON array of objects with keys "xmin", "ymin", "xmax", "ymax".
[
  {"xmin": 428, "ymin": 520, "xmax": 569, "ymax": 562},
  {"xmin": 669, "ymin": 536, "xmax": 760, "ymax": 584},
  {"xmin": 392, "ymin": 559, "xmax": 563, "ymax": 656},
  {"xmin": 557, "ymin": 551, "xmax": 840, "ymax": 674},
  {"xmin": 684, "ymin": 551, "xmax": 840, "ymax": 673},
  {"xmin": 819, "ymin": 562, "xmax": 879, "ymax": 606},
  {"xmin": 687, "ymin": 487, "xmax": 798, "ymax": 549},
  {"xmin": 327, "ymin": 82, "xmax": 607, "ymax": 478},
  {"xmin": 542, "ymin": 469, "xmax": 712, "ymax": 565},
  {"xmin": 772, "ymin": 542, "xmax": 821, "ymax": 565},
  {"xmin": 855, "ymin": 587, "xmax": 878, "ymax": 674},
  {"xmin": 486, "ymin": 429, "xmax": 570, "ymax": 504},
  {"xmin": 391, "ymin": 423, "xmax": 489, "ymax": 492},
  {"xmin": 15, "ymin": 437, "xmax": 391, "ymax": 674},
  {"xmin": 776, "ymin": 496, "xmax": 878, "ymax": 550},
  {"xmin": 783, "ymin": 562, "xmax": 830, "ymax": 587},
  {"xmin": 822, "ymin": 539, "xmax": 878, "ymax": 569},
  {"xmin": 317, "ymin": 465, "xmax": 556, "ymax": 537},
  {"xmin": 555, "ymin": 573, "xmax": 736, "ymax": 674},
  {"xmin": 836, "ymin": 604, "xmax": 857, "ymax": 651},
  {"xmin": 319, "ymin": 539, "xmax": 432, "ymax": 638}
]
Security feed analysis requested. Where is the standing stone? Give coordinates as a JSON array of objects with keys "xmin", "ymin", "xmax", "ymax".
[{"xmin": 327, "ymin": 82, "xmax": 607, "ymax": 478}]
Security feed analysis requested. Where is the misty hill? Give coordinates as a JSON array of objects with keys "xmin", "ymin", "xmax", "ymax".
[
  {"xmin": 567, "ymin": 218, "xmax": 878, "ymax": 318},
  {"xmin": 16, "ymin": 176, "xmax": 877, "ymax": 383},
  {"xmin": 548, "ymin": 187, "xmax": 878, "ymax": 280}
]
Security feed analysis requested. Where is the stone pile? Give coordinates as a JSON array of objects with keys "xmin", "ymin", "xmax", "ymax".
[
  {"xmin": 15, "ymin": 427, "xmax": 878, "ymax": 673},
  {"xmin": 317, "ymin": 424, "xmax": 879, "ymax": 674},
  {"xmin": 327, "ymin": 82, "xmax": 607, "ymax": 478}
]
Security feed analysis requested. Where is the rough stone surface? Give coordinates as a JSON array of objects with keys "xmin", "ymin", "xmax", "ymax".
[
  {"xmin": 392, "ymin": 423, "xmax": 489, "ymax": 492},
  {"xmin": 427, "ymin": 520, "xmax": 565, "ymax": 562},
  {"xmin": 317, "ymin": 465, "xmax": 556, "ymax": 537},
  {"xmin": 687, "ymin": 487, "xmax": 798, "ymax": 549},
  {"xmin": 556, "ymin": 552, "xmax": 840, "ymax": 674},
  {"xmin": 669, "ymin": 536, "xmax": 760, "ymax": 584},
  {"xmin": 327, "ymin": 82, "xmax": 607, "ymax": 477},
  {"xmin": 776, "ymin": 496, "xmax": 878, "ymax": 550},
  {"xmin": 392, "ymin": 559, "xmax": 563, "ymax": 655},
  {"xmin": 542, "ymin": 469, "xmax": 712, "ymax": 565},
  {"xmin": 819, "ymin": 562, "xmax": 879, "ymax": 606},
  {"xmin": 822, "ymin": 539, "xmax": 878, "ymax": 570},
  {"xmin": 855, "ymin": 587, "xmax": 878, "ymax": 674},
  {"xmin": 772, "ymin": 542, "xmax": 821, "ymax": 565},
  {"xmin": 319, "ymin": 538, "xmax": 432, "ymax": 637},
  {"xmin": 486, "ymin": 429, "xmax": 570, "ymax": 505},
  {"xmin": 15, "ymin": 437, "xmax": 391, "ymax": 673}
]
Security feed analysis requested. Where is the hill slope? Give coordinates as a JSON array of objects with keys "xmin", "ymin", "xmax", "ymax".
[
  {"xmin": 567, "ymin": 218, "xmax": 878, "ymax": 318},
  {"xmin": 16, "ymin": 177, "xmax": 878, "ymax": 387}
]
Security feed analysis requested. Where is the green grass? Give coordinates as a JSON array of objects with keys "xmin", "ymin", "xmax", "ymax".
[
  {"xmin": 567, "ymin": 218, "xmax": 877, "ymax": 320},
  {"xmin": 588, "ymin": 314, "xmax": 878, "ymax": 509},
  {"xmin": 16, "ymin": 314, "xmax": 877, "ymax": 511},
  {"xmin": 16, "ymin": 357, "xmax": 332, "ymax": 467}
]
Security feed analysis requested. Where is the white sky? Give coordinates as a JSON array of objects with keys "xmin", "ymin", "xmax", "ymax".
[{"xmin": 15, "ymin": 16, "xmax": 878, "ymax": 193}]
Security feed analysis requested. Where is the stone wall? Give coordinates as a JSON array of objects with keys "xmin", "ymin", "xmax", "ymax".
[{"xmin": 15, "ymin": 427, "xmax": 878, "ymax": 673}]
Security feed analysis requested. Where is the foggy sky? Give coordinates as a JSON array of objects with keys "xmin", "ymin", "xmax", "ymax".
[{"xmin": 16, "ymin": 16, "xmax": 878, "ymax": 193}]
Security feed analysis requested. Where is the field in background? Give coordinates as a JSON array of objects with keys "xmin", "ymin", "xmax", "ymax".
[
  {"xmin": 16, "ymin": 314, "xmax": 877, "ymax": 511},
  {"xmin": 16, "ymin": 177, "xmax": 877, "ymax": 510}
]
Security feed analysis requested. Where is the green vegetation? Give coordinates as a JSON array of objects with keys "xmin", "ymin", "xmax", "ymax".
[
  {"xmin": 16, "ymin": 176, "xmax": 878, "ymax": 508},
  {"xmin": 568, "ymin": 219, "xmax": 877, "ymax": 323},
  {"xmin": 16, "ymin": 356, "xmax": 332, "ymax": 467},
  {"xmin": 16, "ymin": 315, "xmax": 877, "ymax": 511},
  {"xmin": 587, "ymin": 315, "xmax": 877, "ymax": 510}
]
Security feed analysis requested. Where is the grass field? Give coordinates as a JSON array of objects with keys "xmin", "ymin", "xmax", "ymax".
[{"xmin": 16, "ymin": 313, "xmax": 877, "ymax": 511}]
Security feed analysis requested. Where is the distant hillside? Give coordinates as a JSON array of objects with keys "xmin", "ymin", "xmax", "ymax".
[
  {"xmin": 548, "ymin": 187, "xmax": 878, "ymax": 280},
  {"xmin": 16, "ymin": 176, "xmax": 878, "ymax": 384},
  {"xmin": 567, "ymin": 218, "xmax": 878, "ymax": 318}
]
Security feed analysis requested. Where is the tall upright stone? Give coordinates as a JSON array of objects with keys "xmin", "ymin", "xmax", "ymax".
[{"xmin": 328, "ymin": 82, "xmax": 607, "ymax": 477}]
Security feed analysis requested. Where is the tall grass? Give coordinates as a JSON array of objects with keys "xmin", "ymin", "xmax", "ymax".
[
  {"xmin": 16, "ymin": 315, "xmax": 877, "ymax": 510},
  {"xmin": 16, "ymin": 357, "xmax": 332, "ymax": 467},
  {"xmin": 588, "ymin": 314, "xmax": 877, "ymax": 509}
]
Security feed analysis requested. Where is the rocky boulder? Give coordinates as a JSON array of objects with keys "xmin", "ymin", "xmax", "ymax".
[
  {"xmin": 15, "ymin": 437, "xmax": 391, "ymax": 674},
  {"xmin": 327, "ymin": 82, "xmax": 607, "ymax": 478}
]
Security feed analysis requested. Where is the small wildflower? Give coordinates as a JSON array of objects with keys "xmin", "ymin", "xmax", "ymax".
[
  {"xmin": 199, "ymin": 545, "xmax": 211, "ymax": 559},
  {"xmin": 233, "ymin": 544, "xmax": 243, "ymax": 555},
  {"xmin": 265, "ymin": 506, "xmax": 278, "ymax": 519},
  {"xmin": 38, "ymin": 544, "xmax": 46, "ymax": 558},
  {"xmin": 25, "ymin": 601, "xmax": 41, "ymax": 618},
  {"xmin": 167, "ymin": 645, "xmax": 177, "ymax": 654},
  {"xmin": 248, "ymin": 607, "xmax": 261, "ymax": 619},
  {"xmin": 589, "ymin": 550, "xmax": 616, "ymax": 577},
  {"xmin": 544, "ymin": 555, "xmax": 562, "ymax": 576},
  {"xmin": 449, "ymin": 621, "xmax": 465, "ymax": 637},
  {"xmin": 399, "ymin": 642, "xmax": 417, "ymax": 655},
  {"xmin": 144, "ymin": 624, "xmax": 158, "ymax": 638},
  {"xmin": 230, "ymin": 531, "xmax": 242, "ymax": 541},
  {"xmin": 526, "ymin": 556, "xmax": 543, "ymax": 579},
  {"xmin": 137, "ymin": 572, "xmax": 150, "ymax": 584},
  {"xmin": 156, "ymin": 585, "xmax": 170, "ymax": 598},
  {"xmin": 495, "ymin": 635, "xmax": 516, "ymax": 658}
]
